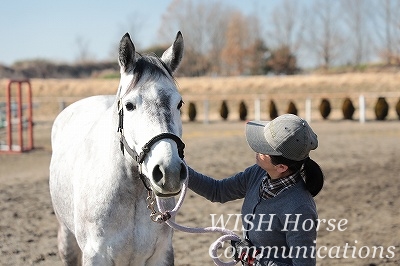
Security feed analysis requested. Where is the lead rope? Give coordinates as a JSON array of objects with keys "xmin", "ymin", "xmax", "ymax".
[{"xmin": 154, "ymin": 161, "xmax": 241, "ymax": 266}]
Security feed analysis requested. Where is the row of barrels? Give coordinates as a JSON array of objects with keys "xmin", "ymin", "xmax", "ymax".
[{"xmin": 184, "ymin": 97, "xmax": 400, "ymax": 121}]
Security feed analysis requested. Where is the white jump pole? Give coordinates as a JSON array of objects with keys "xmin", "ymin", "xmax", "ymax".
[
  {"xmin": 305, "ymin": 98, "xmax": 312, "ymax": 122},
  {"xmin": 255, "ymin": 98, "xmax": 261, "ymax": 120},
  {"xmin": 359, "ymin": 95, "xmax": 366, "ymax": 123},
  {"xmin": 203, "ymin": 100, "xmax": 209, "ymax": 124}
]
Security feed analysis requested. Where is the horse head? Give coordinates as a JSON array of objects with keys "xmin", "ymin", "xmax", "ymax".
[{"xmin": 116, "ymin": 32, "xmax": 186, "ymax": 197}]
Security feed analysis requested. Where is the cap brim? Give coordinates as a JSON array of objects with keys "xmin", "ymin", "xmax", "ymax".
[{"xmin": 245, "ymin": 121, "xmax": 281, "ymax": 156}]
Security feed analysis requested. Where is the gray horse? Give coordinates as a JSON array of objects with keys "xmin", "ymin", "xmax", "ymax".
[{"xmin": 49, "ymin": 32, "xmax": 186, "ymax": 265}]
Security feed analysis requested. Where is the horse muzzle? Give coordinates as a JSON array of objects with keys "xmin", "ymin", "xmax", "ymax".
[{"xmin": 150, "ymin": 161, "xmax": 187, "ymax": 198}]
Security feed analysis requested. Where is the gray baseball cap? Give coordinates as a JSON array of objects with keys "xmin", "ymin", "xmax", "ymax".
[{"xmin": 245, "ymin": 114, "xmax": 318, "ymax": 161}]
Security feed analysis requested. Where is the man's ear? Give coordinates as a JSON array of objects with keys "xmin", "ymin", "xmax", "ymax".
[{"xmin": 276, "ymin": 164, "xmax": 289, "ymax": 174}]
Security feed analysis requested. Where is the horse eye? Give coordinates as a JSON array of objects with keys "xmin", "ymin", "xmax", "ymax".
[
  {"xmin": 125, "ymin": 102, "xmax": 135, "ymax": 111},
  {"xmin": 177, "ymin": 100, "xmax": 184, "ymax": 110}
]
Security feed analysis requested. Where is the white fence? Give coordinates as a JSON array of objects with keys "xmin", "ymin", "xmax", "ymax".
[{"xmin": 181, "ymin": 92, "xmax": 400, "ymax": 123}]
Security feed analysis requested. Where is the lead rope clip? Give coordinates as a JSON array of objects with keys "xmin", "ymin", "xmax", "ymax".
[{"xmin": 146, "ymin": 191, "xmax": 171, "ymax": 223}]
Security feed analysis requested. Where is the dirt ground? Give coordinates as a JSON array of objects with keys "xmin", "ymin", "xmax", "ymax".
[{"xmin": 1, "ymin": 117, "xmax": 400, "ymax": 266}]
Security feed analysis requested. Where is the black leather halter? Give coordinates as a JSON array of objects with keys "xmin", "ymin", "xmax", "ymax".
[{"xmin": 117, "ymin": 100, "xmax": 185, "ymax": 191}]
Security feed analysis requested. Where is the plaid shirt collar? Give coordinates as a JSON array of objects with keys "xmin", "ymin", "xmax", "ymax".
[{"xmin": 260, "ymin": 171, "xmax": 301, "ymax": 199}]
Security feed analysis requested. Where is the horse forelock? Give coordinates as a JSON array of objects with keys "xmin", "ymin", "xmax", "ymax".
[{"xmin": 125, "ymin": 53, "xmax": 176, "ymax": 94}]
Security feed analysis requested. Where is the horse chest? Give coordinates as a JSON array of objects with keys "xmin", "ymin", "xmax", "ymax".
[{"xmin": 75, "ymin": 190, "xmax": 172, "ymax": 263}]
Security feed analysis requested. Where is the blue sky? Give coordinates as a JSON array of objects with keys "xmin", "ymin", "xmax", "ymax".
[{"xmin": 0, "ymin": 0, "xmax": 279, "ymax": 66}]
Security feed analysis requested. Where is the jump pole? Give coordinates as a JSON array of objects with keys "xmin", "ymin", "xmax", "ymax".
[
  {"xmin": 0, "ymin": 79, "xmax": 34, "ymax": 153},
  {"xmin": 359, "ymin": 95, "xmax": 366, "ymax": 123},
  {"xmin": 254, "ymin": 98, "xmax": 261, "ymax": 120},
  {"xmin": 305, "ymin": 98, "xmax": 312, "ymax": 122}
]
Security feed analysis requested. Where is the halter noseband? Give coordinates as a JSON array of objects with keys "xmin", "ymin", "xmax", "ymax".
[{"xmin": 117, "ymin": 99, "xmax": 185, "ymax": 192}]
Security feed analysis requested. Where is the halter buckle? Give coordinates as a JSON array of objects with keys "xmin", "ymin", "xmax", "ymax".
[
  {"xmin": 146, "ymin": 191, "xmax": 171, "ymax": 223},
  {"xmin": 117, "ymin": 99, "xmax": 124, "ymax": 134}
]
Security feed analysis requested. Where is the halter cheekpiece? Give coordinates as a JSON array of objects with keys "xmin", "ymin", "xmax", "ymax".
[{"xmin": 117, "ymin": 99, "xmax": 185, "ymax": 192}]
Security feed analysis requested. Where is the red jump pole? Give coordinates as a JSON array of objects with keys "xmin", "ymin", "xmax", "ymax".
[
  {"xmin": 27, "ymin": 81, "xmax": 33, "ymax": 150},
  {"xmin": 1, "ymin": 79, "xmax": 34, "ymax": 153},
  {"xmin": 5, "ymin": 81, "xmax": 12, "ymax": 150},
  {"xmin": 17, "ymin": 81, "xmax": 23, "ymax": 151}
]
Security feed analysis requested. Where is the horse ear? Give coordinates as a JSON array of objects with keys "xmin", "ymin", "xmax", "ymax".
[
  {"xmin": 118, "ymin": 33, "xmax": 136, "ymax": 74},
  {"xmin": 161, "ymin": 31, "xmax": 184, "ymax": 73}
]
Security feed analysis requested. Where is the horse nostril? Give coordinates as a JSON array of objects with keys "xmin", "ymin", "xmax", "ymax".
[
  {"xmin": 152, "ymin": 165, "xmax": 163, "ymax": 184},
  {"xmin": 180, "ymin": 163, "xmax": 187, "ymax": 181}
]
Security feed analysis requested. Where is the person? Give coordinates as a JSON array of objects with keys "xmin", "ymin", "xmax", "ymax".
[{"xmin": 187, "ymin": 114, "xmax": 324, "ymax": 266}]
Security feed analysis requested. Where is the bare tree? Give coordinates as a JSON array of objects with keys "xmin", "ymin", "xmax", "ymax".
[
  {"xmin": 262, "ymin": 0, "xmax": 307, "ymax": 71},
  {"xmin": 161, "ymin": 0, "xmax": 213, "ymax": 75},
  {"xmin": 307, "ymin": 0, "xmax": 344, "ymax": 69},
  {"xmin": 160, "ymin": 0, "xmax": 234, "ymax": 75},
  {"xmin": 267, "ymin": 0, "xmax": 306, "ymax": 55},
  {"xmin": 160, "ymin": 0, "xmax": 206, "ymax": 53},
  {"xmin": 221, "ymin": 11, "xmax": 259, "ymax": 75},
  {"xmin": 124, "ymin": 12, "xmax": 145, "ymax": 48},
  {"xmin": 75, "ymin": 36, "xmax": 93, "ymax": 64},
  {"xmin": 373, "ymin": 0, "xmax": 400, "ymax": 65},
  {"xmin": 245, "ymin": 9, "xmax": 269, "ymax": 75},
  {"xmin": 205, "ymin": 2, "xmax": 232, "ymax": 75},
  {"xmin": 109, "ymin": 11, "xmax": 144, "ymax": 61},
  {"xmin": 340, "ymin": 0, "xmax": 373, "ymax": 66}
]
